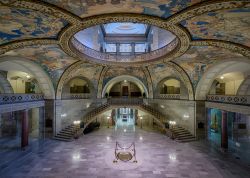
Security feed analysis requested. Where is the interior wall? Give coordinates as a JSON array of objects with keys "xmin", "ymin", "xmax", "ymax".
[
  {"xmin": 148, "ymin": 99, "xmax": 196, "ymax": 135},
  {"xmin": 60, "ymin": 99, "xmax": 94, "ymax": 129},
  {"xmin": 225, "ymin": 79, "xmax": 243, "ymax": 95}
]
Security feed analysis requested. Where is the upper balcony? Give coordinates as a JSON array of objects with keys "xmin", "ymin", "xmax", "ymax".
[
  {"xmin": 69, "ymin": 22, "xmax": 179, "ymax": 65},
  {"xmin": 206, "ymin": 95, "xmax": 250, "ymax": 106},
  {"xmin": 0, "ymin": 93, "xmax": 44, "ymax": 105}
]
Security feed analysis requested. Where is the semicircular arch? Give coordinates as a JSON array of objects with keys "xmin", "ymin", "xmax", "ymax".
[
  {"xmin": 101, "ymin": 75, "xmax": 149, "ymax": 98},
  {"xmin": 0, "ymin": 56, "xmax": 55, "ymax": 99}
]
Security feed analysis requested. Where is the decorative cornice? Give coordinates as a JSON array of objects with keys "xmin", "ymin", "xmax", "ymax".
[
  {"xmin": 97, "ymin": 66, "xmax": 110, "ymax": 99},
  {"xmin": 0, "ymin": 39, "xmax": 58, "ymax": 55},
  {"xmin": 56, "ymin": 60, "xmax": 103, "ymax": 99},
  {"xmin": 190, "ymin": 40, "xmax": 250, "ymax": 58},
  {"xmin": 165, "ymin": 61, "xmax": 194, "ymax": 100},
  {"xmin": 167, "ymin": 0, "xmax": 249, "ymax": 24},
  {"xmin": 3, "ymin": 0, "xmax": 81, "ymax": 24},
  {"xmin": 59, "ymin": 13, "xmax": 191, "ymax": 65},
  {"xmin": 0, "ymin": 0, "xmax": 249, "ymax": 63}
]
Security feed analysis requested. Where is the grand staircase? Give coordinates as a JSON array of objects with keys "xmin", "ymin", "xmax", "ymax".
[
  {"xmin": 54, "ymin": 98, "xmax": 195, "ymax": 142},
  {"xmin": 170, "ymin": 126, "xmax": 196, "ymax": 142},
  {"xmin": 53, "ymin": 124, "xmax": 78, "ymax": 141},
  {"xmin": 82, "ymin": 98, "xmax": 167, "ymax": 131}
]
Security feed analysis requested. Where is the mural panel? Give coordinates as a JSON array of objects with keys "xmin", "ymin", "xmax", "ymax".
[
  {"xmin": 72, "ymin": 64, "xmax": 103, "ymax": 89},
  {"xmin": 2, "ymin": 45, "xmax": 77, "ymax": 86},
  {"xmin": 103, "ymin": 67, "xmax": 147, "ymax": 87},
  {"xmin": 0, "ymin": 6, "xmax": 68, "ymax": 45},
  {"xmin": 181, "ymin": 7, "xmax": 250, "ymax": 47},
  {"xmin": 42, "ymin": 0, "xmax": 201, "ymax": 18},
  {"xmin": 148, "ymin": 63, "xmax": 179, "ymax": 89},
  {"xmin": 173, "ymin": 46, "xmax": 246, "ymax": 89}
]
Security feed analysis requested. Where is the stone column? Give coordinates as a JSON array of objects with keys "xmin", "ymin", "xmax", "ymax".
[
  {"xmin": 21, "ymin": 109, "xmax": 29, "ymax": 148},
  {"xmin": 221, "ymin": 110, "xmax": 228, "ymax": 150},
  {"xmin": 206, "ymin": 107, "xmax": 211, "ymax": 138},
  {"xmin": 39, "ymin": 106, "xmax": 45, "ymax": 139}
]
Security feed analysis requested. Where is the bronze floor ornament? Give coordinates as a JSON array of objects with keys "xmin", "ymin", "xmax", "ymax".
[{"xmin": 113, "ymin": 142, "xmax": 137, "ymax": 163}]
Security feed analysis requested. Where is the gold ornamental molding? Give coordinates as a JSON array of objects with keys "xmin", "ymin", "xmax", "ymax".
[
  {"xmin": 167, "ymin": 0, "xmax": 249, "ymax": 24},
  {"xmin": 97, "ymin": 66, "xmax": 110, "ymax": 99},
  {"xmin": 191, "ymin": 40, "xmax": 250, "ymax": 58},
  {"xmin": 142, "ymin": 66, "xmax": 154, "ymax": 99},
  {"xmin": 0, "ymin": 39, "xmax": 58, "ymax": 55},
  {"xmin": 56, "ymin": 60, "xmax": 104, "ymax": 99},
  {"xmin": 1, "ymin": 0, "xmax": 81, "ymax": 24},
  {"xmin": 165, "ymin": 62, "xmax": 194, "ymax": 100},
  {"xmin": 59, "ymin": 13, "xmax": 191, "ymax": 65},
  {"xmin": 0, "ymin": 0, "xmax": 249, "ymax": 61}
]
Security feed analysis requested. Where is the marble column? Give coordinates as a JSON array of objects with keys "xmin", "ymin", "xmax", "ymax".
[
  {"xmin": 221, "ymin": 110, "xmax": 228, "ymax": 150},
  {"xmin": 21, "ymin": 109, "xmax": 29, "ymax": 148},
  {"xmin": 39, "ymin": 106, "xmax": 45, "ymax": 139},
  {"xmin": 206, "ymin": 108, "xmax": 211, "ymax": 138}
]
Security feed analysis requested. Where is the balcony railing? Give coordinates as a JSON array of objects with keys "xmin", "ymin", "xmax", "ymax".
[
  {"xmin": 71, "ymin": 37, "xmax": 178, "ymax": 63},
  {"xmin": 157, "ymin": 94, "xmax": 180, "ymax": 100},
  {"xmin": 107, "ymin": 98, "xmax": 143, "ymax": 105},
  {"xmin": 0, "ymin": 94, "xmax": 44, "ymax": 105},
  {"xmin": 62, "ymin": 93, "xmax": 92, "ymax": 99},
  {"xmin": 206, "ymin": 95, "xmax": 250, "ymax": 105}
]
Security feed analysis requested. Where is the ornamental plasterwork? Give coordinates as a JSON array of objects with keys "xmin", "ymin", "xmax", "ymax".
[
  {"xmin": 167, "ymin": 0, "xmax": 249, "ymax": 24},
  {"xmin": 2, "ymin": 0, "xmax": 81, "ymax": 24},
  {"xmin": 0, "ymin": 39, "xmax": 58, "ymax": 55},
  {"xmin": 142, "ymin": 67, "xmax": 154, "ymax": 99},
  {"xmin": 191, "ymin": 40, "xmax": 250, "ymax": 58},
  {"xmin": 59, "ymin": 13, "xmax": 191, "ymax": 65},
  {"xmin": 0, "ymin": 0, "xmax": 249, "ymax": 65},
  {"xmin": 97, "ymin": 66, "xmax": 110, "ymax": 99},
  {"xmin": 165, "ymin": 62, "xmax": 194, "ymax": 100}
]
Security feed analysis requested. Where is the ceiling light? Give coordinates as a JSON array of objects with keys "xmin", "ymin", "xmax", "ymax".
[
  {"xmin": 220, "ymin": 76, "xmax": 224, "ymax": 79},
  {"xmin": 26, "ymin": 75, "xmax": 31, "ymax": 79}
]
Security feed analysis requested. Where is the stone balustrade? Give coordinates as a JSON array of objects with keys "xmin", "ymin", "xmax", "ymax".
[
  {"xmin": 206, "ymin": 95, "xmax": 250, "ymax": 105},
  {"xmin": 157, "ymin": 94, "xmax": 180, "ymax": 100},
  {"xmin": 71, "ymin": 37, "xmax": 178, "ymax": 63},
  {"xmin": 62, "ymin": 93, "xmax": 92, "ymax": 99},
  {"xmin": 107, "ymin": 98, "xmax": 144, "ymax": 105},
  {"xmin": 0, "ymin": 93, "xmax": 44, "ymax": 105}
]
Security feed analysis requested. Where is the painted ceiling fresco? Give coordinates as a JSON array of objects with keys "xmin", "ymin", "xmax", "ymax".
[
  {"xmin": 3, "ymin": 45, "xmax": 77, "ymax": 86},
  {"xmin": 148, "ymin": 63, "xmax": 179, "ymax": 89},
  {"xmin": 173, "ymin": 46, "xmax": 247, "ymax": 89},
  {"xmin": 0, "ymin": 6, "xmax": 67, "ymax": 45},
  {"xmin": 103, "ymin": 67, "xmax": 147, "ymax": 87},
  {"xmin": 72, "ymin": 64, "xmax": 103, "ymax": 89},
  {"xmin": 181, "ymin": 7, "xmax": 250, "ymax": 47},
  {"xmin": 42, "ymin": 0, "xmax": 202, "ymax": 18}
]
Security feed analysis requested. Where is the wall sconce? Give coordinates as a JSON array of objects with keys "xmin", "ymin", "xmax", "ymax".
[
  {"xmin": 183, "ymin": 114, "xmax": 190, "ymax": 119},
  {"xmin": 169, "ymin": 121, "xmax": 176, "ymax": 126},
  {"xmin": 61, "ymin": 113, "xmax": 67, "ymax": 117},
  {"xmin": 160, "ymin": 105, "xmax": 165, "ymax": 108},
  {"xmin": 220, "ymin": 76, "xmax": 224, "ymax": 80},
  {"xmin": 73, "ymin": 120, "xmax": 80, "ymax": 125}
]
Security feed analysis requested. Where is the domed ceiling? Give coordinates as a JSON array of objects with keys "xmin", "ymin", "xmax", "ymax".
[{"xmin": 0, "ymin": 0, "xmax": 249, "ymax": 94}]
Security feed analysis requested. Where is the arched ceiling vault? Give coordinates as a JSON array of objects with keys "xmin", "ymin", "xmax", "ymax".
[{"xmin": 0, "ymin": 0, "xmax": 249, "ymax": 100}]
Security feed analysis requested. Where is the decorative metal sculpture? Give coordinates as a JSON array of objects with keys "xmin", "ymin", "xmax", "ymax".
[{"xmin": 113, "ymin": 142, "xmax": 137, "ymax": 163}]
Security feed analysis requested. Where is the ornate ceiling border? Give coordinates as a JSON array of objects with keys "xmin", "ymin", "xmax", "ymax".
[
  {"xmin": 1, "ymin": 0, "xmax": 81, "ymax": 24},
  {"xmin": 0, "ymin": 0, "xmax": 249, "ymax": 62},
  {"xmin": 97, "ymin": 66, "xmax": 110, "ymax": 99},
  {"xmin": 167, "ymin": 0, "xmax": 249, "ymax": 24},
  {"xmin": 59, "ymin": 13, "xmax": 191, "ymax": 66},
  {"xmin": 191, "ymin": 40, "xmax": 250, "ymax": 58},
  {"xmin": 0, "ymin": 39, "xmax": 58, "ymax": 55},
  {"xmin": 165, "ymin": 62, "xmax": 194, "ymax": 100}
]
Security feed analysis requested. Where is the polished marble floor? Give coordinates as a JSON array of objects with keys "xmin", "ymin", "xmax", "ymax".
[{"xmin": 1, "ymin": 127, "xmax": 250, "ymax": 178}]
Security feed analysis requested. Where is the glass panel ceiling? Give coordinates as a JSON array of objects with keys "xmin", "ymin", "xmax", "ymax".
[{"xmin": 103, "ymin": 23, "xmax": 148, "ymax": 35}]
